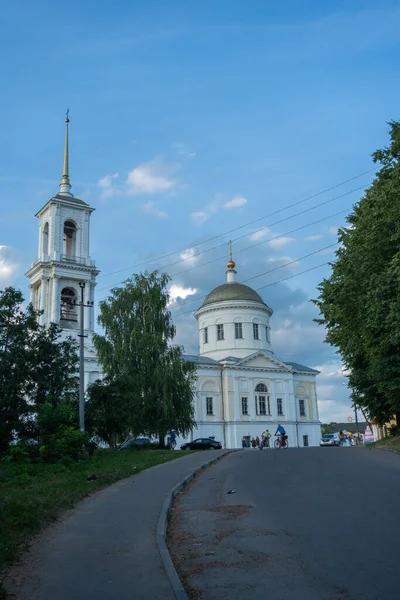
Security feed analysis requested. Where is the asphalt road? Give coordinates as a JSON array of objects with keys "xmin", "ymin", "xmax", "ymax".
[{"xmin": 168, "ymin": 447, "xmax": 400, "ymax": 600}]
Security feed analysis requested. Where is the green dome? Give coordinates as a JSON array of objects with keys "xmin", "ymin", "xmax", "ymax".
[{"xmin": 202, "ymin": 282, "xmax": 267, "ymax": 308}]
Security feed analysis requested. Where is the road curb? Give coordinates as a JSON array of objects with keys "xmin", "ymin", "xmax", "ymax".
[{"xmin": 156, "ymin": 450, "xmax": 234, "ymax": 600}]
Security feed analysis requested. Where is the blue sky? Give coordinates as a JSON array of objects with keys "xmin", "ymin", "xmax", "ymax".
[{"xmin": 1, "ymin": 0, "xmax": 399, "ymax": 422}]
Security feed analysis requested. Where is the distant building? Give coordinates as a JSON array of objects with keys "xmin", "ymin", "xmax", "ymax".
[{"xmin": 180, "ymin": 246, "xmax": 322, "ymax": 448}]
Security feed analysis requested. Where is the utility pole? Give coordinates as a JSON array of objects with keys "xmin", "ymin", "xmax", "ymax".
[{"xmin": 77, "ymin": 281, "xmax": 94, "ymax": 432}]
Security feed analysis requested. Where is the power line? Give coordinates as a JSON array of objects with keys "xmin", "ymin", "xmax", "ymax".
[
  {"xmin": 95, "ymin": 183, "xmax": 364, "ymax": 297},
  {"xmin": 169, "ymin": 241, "xmax": 339, "ymax": 311},
  {"xmin": 173, "ymin": 261, "xmax": 331, "ymax": 319},
  {"xmin": 95, "ymin": 169, "xmax": 374, "ymax": 282}
]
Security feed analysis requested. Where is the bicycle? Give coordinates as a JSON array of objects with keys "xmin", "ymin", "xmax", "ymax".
[{"xmin": 274, "ymin": 434, "xmax": 289, "ymax": 449}]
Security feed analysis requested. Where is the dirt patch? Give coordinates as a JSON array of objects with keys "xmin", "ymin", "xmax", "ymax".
[{"xmin": 199, "ymin": 504, "xmax": 253, "ymax": 518}]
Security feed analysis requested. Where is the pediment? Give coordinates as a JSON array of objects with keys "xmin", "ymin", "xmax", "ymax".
[{"xmin": 235, "ymin": 351, "xmax": 292, "ymax": 372}]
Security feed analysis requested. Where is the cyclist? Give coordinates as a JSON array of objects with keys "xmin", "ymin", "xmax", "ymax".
[
  {"xmin": 275, "ymin": 424, "xmax": 286, "ymax": 448},
  {"xmin": 260, "ymin": 429, "xmax": 271, "ymax": 450}
]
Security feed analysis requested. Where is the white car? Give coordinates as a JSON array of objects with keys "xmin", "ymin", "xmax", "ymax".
[{"xmin": 320, "ymin": 434, "xmax": 340, "ymax": 447}]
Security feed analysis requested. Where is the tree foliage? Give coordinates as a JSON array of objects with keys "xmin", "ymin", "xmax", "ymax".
[
  {"xmin": 93, "ymin": 271, "xmax": 197, "ymax": 446},
  {"xmin": 314, "ymin": 121, "xmax": 400, "ymax": 424},
  {"xmin": 0, "ymin": 287, "xmax": 79, "ymax": 453}
]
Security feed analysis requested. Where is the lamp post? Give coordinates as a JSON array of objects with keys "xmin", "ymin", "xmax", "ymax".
[{"xmin": 76, "ymin": 282, "xmax": 94, "ymax": 432}]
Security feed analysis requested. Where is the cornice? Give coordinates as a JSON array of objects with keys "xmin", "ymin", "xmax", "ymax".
[{"xmin": 195, "ymin": 302, "xmax": 272, "ymax": 319}]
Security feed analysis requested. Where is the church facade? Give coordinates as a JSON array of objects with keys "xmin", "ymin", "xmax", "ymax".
[
  {"xmin": 179, "ymin": 251, "xmax": 322, "ymax": 448},
  {"xmin": 25, "ymin": 118, "xmax": 321, "ymax": 448}
]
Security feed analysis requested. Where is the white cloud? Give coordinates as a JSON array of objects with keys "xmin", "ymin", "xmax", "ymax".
[
  {"xmin": 306, "ymin": 234, "xmax": 324, "ymax": 241},
  {"xmin": 168, "ymin": 284, "xmax": 197, "ymax": 305},
  {"xmin": 328, "ymin": 226, "xmax": 339, "ymax": 235},
  {"xmin": 190, "ymin": 200, "xmax": 219, "ymax": 225},
  {"xmin": 0, "ymin": 246, "xmax": 19, "ymax": 287},
  {"xmin": 267, "ymin": 256, "xmax": 300, "ymax": 269},
  {"xmin": 249, "ymin": 227, "xmax": 271, "ymax": 242},
  {"xmin": 172, "ymin": 143, "xmax": 196, "ymax": 158},
  {"xmin": 223, "ymin": 195, "xmax": 248, "ymax": 209},
  {"xmin": 142, "ymin": 202, "xmax": 167, "ymax": 218},
  {"xmin": 190, "ymin": 211, "xmax": 210, "ymax": 225},
  {"xmin": 98, "ymin": 173, "xmax": 119, "ymax": 200},
  {"xmin": 180, "ymin": 248, "xmax": 198, "ymax": 263},
  {"xmin": 126, "ymin": 158, "xmax": 179, "ymax": 195},
  {"xmin": 268, "ymin": 236, "xmax": 295, "ymax": 249}
]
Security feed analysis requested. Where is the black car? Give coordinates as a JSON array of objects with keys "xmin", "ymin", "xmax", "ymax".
[
  {"xmin": 118, "ymin": 437, "xmax": 151, "ymax": 450},
  {"xmin": 181, "ymin": 438, "xmax": 222, "ymax": 450}
]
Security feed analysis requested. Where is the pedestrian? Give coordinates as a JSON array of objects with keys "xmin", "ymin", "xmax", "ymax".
[
  {"xmin": 260, "ymin": 429, "xmax": 271, "ymax": 450},
  {"xmin": 242, "ymin": 436, "xmax": 246, "ymax": 449},
  {"xmin": 251, "ymin": 437, "xmax": 256, "ymax": 449},
  {"xmin": 255, "ymin": 435, "xmax": 260, "ymax": 448},
  {"xmin": 339, "ymin": 430, "xmax": 345, "ymax": 446},
  {"xmin": 170, "ymin": 431, "xmax": 176, "ymax": 450}
]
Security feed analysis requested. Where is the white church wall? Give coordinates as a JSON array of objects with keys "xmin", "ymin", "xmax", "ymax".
[{"xmin": 197, "ymin": 302, "xmax": 272, "ymax": 360}]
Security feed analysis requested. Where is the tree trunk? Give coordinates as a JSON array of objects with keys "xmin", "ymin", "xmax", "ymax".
[{"xmin": 158, "ymin": 433, "xmax": 166, "ymax": 449}]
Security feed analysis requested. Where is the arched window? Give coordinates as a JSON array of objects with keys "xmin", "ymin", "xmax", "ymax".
[
  {"xmin": 63, "ymin": 220, "xmax": 77, "ymax": 258},
  {"xmin": 255, "ymin": 383, "xmax": 268, "ymax": 393},
  {"xmin": 255, "ymin": 383, "xmax": 270, "ymax": 416},
  {"xmin": 60, "ymin": 287, "xmax": 78, "ymax": 322},
  {"xmin": 42, "ymin": 222, "xmax": 49, "ymax": 256}
]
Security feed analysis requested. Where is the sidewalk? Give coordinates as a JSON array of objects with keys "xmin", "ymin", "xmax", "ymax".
[{"xmin": 4, "ymin": 450, "xmax": 231, "ymax": 600}]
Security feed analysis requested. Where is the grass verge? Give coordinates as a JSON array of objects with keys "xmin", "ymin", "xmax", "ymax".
[
  {"xmin": 371, "ymin": 435, "xmax": 400, "ymax": 454},
  {"xmin": 0, "ymin": 449, "xmax": 187, "ymax": 595}
]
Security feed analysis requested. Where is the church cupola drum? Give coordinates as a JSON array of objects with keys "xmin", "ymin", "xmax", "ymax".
[
  {"xmin": 25, "ymin": 112, "xmax": 101, "ymax": 387},
  {"xmin": 195, "ymin": 242, "xmax": 273, "ymax": 361}
]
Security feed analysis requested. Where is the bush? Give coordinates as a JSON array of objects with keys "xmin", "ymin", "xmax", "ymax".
[
  {"xmin": 389, "ymin": 424, "xmax": 400, "ymax": 437},
  {"xmin": 39, "ymin": 428, "xmax": 90, "ymax": 463}
]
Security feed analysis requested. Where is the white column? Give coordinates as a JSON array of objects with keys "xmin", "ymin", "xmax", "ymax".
[
  {"xmin": 39, "ymin": 279, "xmax": 46, "ymax": 325},
  {"xmin": 29, "ymin": 285, "xmax": 34, "ymax": 306},
  {"xmin": 51, "ymin": 276, "xmax": 59, "ymax": 324}
]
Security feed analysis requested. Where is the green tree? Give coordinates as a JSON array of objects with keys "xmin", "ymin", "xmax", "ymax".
[
  {"xmin": 86, "ymin": 376, "xmax": 134, "ymax": 449},
  {"xmin": 314, "ymin": 121, "xmax": 400, "ymax": 425},
  {"xmin": 0, "ymin": 287, "xmax": 79, "ymax": 453},
  {"xmin": 94, "ymin": 271, "xmax": 197, "ymax": 447}
]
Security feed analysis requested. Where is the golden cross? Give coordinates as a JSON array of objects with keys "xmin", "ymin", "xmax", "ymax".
[
  {"xmin": 228, "ymin": 240, "xmax": 233, "ymax": 261},
  {"xmin": 65, "ymin": 108, "xmax": 70, "ymax": 123}
]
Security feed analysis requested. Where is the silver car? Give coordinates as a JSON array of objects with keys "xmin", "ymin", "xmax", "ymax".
[{"xmin": 320, "ymin": 434, "xmax": 339, "ymax": 447}]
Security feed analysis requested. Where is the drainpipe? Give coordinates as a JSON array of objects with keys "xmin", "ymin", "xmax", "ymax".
[{"xmin": 220, "ymin": 366, "xmax": 227, "ymax": 449}]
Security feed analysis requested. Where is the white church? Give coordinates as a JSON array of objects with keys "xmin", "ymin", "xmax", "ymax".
[{"xmin": 26, "ymin": 118, "xmax": 322, "ymax": 448}]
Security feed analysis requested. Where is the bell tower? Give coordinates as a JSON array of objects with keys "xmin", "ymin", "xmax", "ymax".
[{"xmin": 26, "ymin": 113, "xmax": 100, "ymax": 385}]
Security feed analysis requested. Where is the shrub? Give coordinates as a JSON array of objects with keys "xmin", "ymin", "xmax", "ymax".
[
  {"xmin": 389, "ymin": 424, "xmax": 400, "ymax": 437},
  {"xmin": 39, "ymin": 428, "xmax": 89, "ymax": 463}
]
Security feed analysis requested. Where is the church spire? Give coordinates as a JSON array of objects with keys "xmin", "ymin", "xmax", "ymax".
[
  {"xmin": 59, "ymin": 110, "xmax": 73, "ymax": 197},
  {"xmin": 226, "ymin": 240, "xmax": 237, "ymax": 283}
]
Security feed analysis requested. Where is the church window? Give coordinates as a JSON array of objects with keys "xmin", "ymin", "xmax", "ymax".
[
  {"xmin": 60, "ymin": 288, "xmax": 77, "ymax": 322},
  {"xmin": 206, "ymin": 397, "xmax": 213, "ymax": 415},
  {"xmin": 255, "ymin": 383, "xmax": 270, "ymax": 416},
  {"xmin": 241, "ymin": 397, "xmax": 248, "ymax": 415},
  {"xmin": 204, "ymin": 327, "xmax": 208, "ymax": 344},
  {"xmin": 266, "ymin": 326, "xmax": 270, "ymax": 342},
  {"xmin": 253, "ymin": 323, "xmax": 259, "ymax": 339},
  {"xmin": 42, "ymin": 222, "xmax": 49, "ymax": 255},
  {"xmin": 277, "ymin": 398, "xmax": 283, "ymax": 416},
  {"xmin": 217, "ymin": 324, "xmax": 224, "ymax": 341},
  {"xmin": 299, "ymin": 399, "xmax": 306, "ymax": 416},
  {"xmin": 235, "ymin": 322, "xmax": 243, "ymax": 339},
  {"xmin": 63, "ymin": 220, "xmax": 77, "ymax": 258}
]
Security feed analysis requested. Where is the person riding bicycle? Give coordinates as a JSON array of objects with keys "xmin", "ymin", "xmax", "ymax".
[
  {"xmin": 260, "ymin": 429, "xmax": 271, "ymax": 449},
  {"xmin": 275, "ymin": 424, "xmax": 286, "ymax": 448},
  {"xmin": 170, "ymin": 431, "xmax": 176, "ymax": 449}
]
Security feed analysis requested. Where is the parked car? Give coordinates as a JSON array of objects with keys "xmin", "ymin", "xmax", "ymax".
[
  {"xmin": 181, "ymin": 438, "xmax": 222, "ymax": 450},
  {"xmin": 320, "ymin": 434, "xmax": 340, "ymax": 447},
  {"xmin": 118, "ymin": 437, "xmax": 151, "ymax": 450}
]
